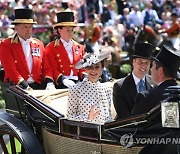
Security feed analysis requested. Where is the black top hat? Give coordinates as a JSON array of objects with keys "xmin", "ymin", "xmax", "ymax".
[
  {"xmin": 131, "ymin": 42, "xmax": 153, "ymax": 59},
  {"xmin": 75, "ymin": 45, "xmax": 111, "ymax": 69},
  {"xmin": 11, "ymin": 9, "xmax": 37, "ymax": 24},
  {"xmin": 153, "ymin": 45, "xmax": 180, "ymax": 78},
  {"xmin": 53, "ymin": 11, "xmax": 77, "ymax": 29}
]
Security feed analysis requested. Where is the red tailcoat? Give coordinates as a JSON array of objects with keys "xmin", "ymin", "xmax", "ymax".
[
  {"xmin": 46, "ymin": 39, "xmax": 84, "ymax": 83},
  {"xmin": 0, "ymin": 34, "xmax": 53, "ymax": 84},
  {"xmin": 84, "ymin": 24, "xmax": 101, "ymax": 43}
]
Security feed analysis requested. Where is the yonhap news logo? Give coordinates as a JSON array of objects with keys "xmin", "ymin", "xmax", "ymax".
[
  {"xmin": 120, "ymin": 133, "xmax": 134, "ymax": 148},
  {"xmin": 120, "ymin": 133, "xmax": 180, "ymax": 147}
]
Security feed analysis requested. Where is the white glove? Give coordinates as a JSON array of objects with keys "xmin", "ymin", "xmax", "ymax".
[
  {"xmin": 62, "ymin": 79, "xmax": 75, "ymax": 88},
  {"xmin": 46, "ymin": 82, "xmax": 56, "ymax": 90}
]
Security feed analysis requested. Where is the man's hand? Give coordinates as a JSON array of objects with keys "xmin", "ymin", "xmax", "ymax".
[
  {"xmin": 46, "ymin": 82, "xmax": 56, "ymax": 90},
  {"xmin": 62, "ymin": 79, "xmax": 75, "ymax": 88}
]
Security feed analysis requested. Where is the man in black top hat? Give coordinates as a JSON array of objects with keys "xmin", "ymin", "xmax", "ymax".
[
  {"xmin": 46, "ymin": 11, "xmax": 85, "ymax": 89},
  {"xmin": 0, "ymin": 8, "xmax": 55, "ymax": 90},
  {"xmin": 113, "ymin": 42, "xmax": 155, "ymax": 119},
  {"xmin": 131, "ymin": 45, "xmax": 180, "ymax": 116}
]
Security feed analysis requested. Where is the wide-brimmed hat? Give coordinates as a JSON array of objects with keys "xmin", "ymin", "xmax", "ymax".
[
  {"xmin": 153, "ymin": 45, "xmax": 180, "ymax": 78},
  {"xmin": 75, "ymin": 45, "xmax": 111, "ymax": 69},
  {"xmin": 11, "ymin": 9, "xmax": 37, "ymax": 24},
  {"xmin": 131, "ymin": 42, "xmax": 153, "ymax": 59},
  {"xmin": 53, "ymin": 11, "xmax": 77, "ymax": 29}
]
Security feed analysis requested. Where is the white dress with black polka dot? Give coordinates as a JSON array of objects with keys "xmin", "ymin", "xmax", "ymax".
[{"xmin": 67, "ymin": 78, "xmax": 112, "ymax": 125}]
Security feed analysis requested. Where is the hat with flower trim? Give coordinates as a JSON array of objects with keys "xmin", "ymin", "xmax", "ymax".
[{"xmin": 75, "ymin": 45, "xmax": 111, "ymax": 69}]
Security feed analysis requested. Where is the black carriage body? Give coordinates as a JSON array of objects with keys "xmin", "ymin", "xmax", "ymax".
[{"xmin": 0, "ymin": 83, "xmax": 179, "ymax": 154}]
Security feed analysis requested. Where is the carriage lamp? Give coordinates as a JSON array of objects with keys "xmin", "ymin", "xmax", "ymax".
[
  {"xmin": 161, "ymin": 101, "xmax": 179, "ymax": 128},
  {"xmin": 161, "ymin": 86, "xmax": 180, "ymax": 128}
]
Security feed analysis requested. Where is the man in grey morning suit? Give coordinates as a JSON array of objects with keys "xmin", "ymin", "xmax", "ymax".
[{"xmin": 113, "ymin": 42, "xmax": 155, "ymax": 120}]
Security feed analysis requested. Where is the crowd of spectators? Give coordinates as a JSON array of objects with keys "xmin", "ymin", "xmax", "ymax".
[{"xmin": 0, "ymin": 0, "xmax": 179, "ymax": 50}]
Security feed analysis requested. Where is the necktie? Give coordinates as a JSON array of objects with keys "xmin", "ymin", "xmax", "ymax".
[{"xmin": 138, "ymin": 79, "xmax": 145, "ymax": 93}]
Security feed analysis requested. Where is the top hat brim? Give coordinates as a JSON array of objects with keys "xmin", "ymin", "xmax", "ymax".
[
  {"xmin": 11, "ymin": 19, "xmax": 37, "ymax": 24},
  {"xmin": 131, "ymin": 55, "xmax": 152, "ymax": 59},
  {"xmin": 53, "ymin": 22, "xmax": 77, "ymax": 29}
]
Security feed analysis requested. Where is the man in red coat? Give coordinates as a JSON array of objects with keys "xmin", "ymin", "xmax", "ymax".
[
  {"xmin": 0, "ymin": 9, "xmax": 55, "ymax": 90},
  {"xmin": 84, "ymin": 13, "xmax": 101, "ymax": 52},
  {"xmin": 159, "ymin": 12, "xmax": 180, "ymax": 50},
  {"xmin": 46, "ymin": 11, "xmax": 85, "ymax": 89}
]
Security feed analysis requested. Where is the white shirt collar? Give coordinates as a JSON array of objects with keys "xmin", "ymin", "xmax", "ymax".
[
  {"xmin": 132, "ymin": 72, "xmax": 145, "ymax": 85},
  {"xmin": 18, "ymin": 36, "xmax": 32, "ymax": 44},
  {"xmin": 60, "ymin": 38, "xmax": 73, "ymax": 47}
]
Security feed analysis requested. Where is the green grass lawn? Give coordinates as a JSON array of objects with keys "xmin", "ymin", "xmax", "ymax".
[
  {"xmin": 6, "ymin": 138, "xmax": 22, "ymax": 153},
  {"xmin": 0, "ymin": 85, "xmax": 5, "ymax": 108}
]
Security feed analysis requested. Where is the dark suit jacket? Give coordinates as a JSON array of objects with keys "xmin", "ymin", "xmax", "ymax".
[
  {"xmin": 113, "ymin": 73, "xmax": 154, "ymax": 119},
  {"xmin": 131, "ymin": 79, "xmax": 177, "ymax": 116},
  {"xmin": 132, "ymin": 80, "xmax": 178, "ymax": 154}
]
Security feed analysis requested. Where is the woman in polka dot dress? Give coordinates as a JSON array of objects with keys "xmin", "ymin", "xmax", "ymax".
[{"xmin": 67, "ymin": 45, "xmax": 112, "ymax": 125}]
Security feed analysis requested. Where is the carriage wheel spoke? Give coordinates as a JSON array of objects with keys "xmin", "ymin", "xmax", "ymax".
[
  {"xmin": 10, "ymin": 135, "xmax": 16, "ymax": 154},
  {"xmin": 0, "ymin": 135, "xmax": 8, "ymax": 154}
]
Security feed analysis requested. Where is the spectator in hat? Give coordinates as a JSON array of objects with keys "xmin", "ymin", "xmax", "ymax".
[
  {"xmin": 159, "ymin": 12, "xmax": 180, "ymax": 50},
  {"xmin": 113, "ymin": 42, "xmax": 156, "ymax": 120},
  {"xmin": 131, "ymin": 45, "xmax": 180, "ymax": 116},
  {"xmin": 46, "ymin": 11, "xmax": 85, "ymax": 89},
  {"xmin": 67, "ymin": 45, "xmax": 112, "ymax": 124},
  {"xmin": 0, "ymin": 8, "xmax": 55, "ymax": 90}
]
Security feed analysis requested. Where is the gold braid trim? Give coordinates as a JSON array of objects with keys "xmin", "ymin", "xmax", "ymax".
[
  {"xmin": 11, "ymin": 34, "xmax": 19, "ymax": 44},
  {"xmin": 54, "ymin": 39, "xmax": 60, "ymax": 47},
  {"xmin": 45, "ymin": 76, "xmax": 54, "ymax": 81},
  {"xmin": 17, "ymin": 78, "xmax": 24, "ymax": 85},
  {"xmin": 56, "ymin": 73, "xmax": 63, "ymax": 85}
]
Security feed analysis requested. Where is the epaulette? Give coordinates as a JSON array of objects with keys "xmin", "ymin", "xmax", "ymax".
[
  {"xmin": 54, "ymin": 39, "xmax": 60, "ymax": 47},
  {"xmin": 11, "ymin": 34, "xmax": 19, "ymax": 44}
]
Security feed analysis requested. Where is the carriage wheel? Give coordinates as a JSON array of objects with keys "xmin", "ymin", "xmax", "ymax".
[
  {"xmin": 0, "ymin": 124, "xmax": 26, "ymax": 153},
  {"xmin": 0, "ymin": 112, "xmax": 45, "ymax": 154}
]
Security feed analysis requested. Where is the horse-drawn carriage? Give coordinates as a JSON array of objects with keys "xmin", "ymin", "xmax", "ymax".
[{"xmin": 0, "ymin": 82, "xmax": 179, "ymax": 154}]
